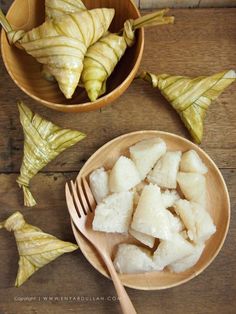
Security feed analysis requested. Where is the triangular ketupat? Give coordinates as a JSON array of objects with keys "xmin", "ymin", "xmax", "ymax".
[
  {"xmin": 81, "ymin": 9, "xmax": 175, "ymax": 102},
  {"xmin": 0, "ymin": 212, "xmax": 78, "ymax": 287},
  {"xmin": 45, "ymin": 0, "xmax": 86, "ymax": 20},
  {"xmin": 2, "ymin": 8, "xmax": 115, "ymax": 98},
  {"xmin": 16, "ymin": 101, "xmax": 86, "ymax": 207},
  {"xmin": 139, "ymin": 70, "xmax": 236, "ymax": 143},
  {"xmin": 42, "ymin": 0, "xmax": 87, "ymax": 82}
]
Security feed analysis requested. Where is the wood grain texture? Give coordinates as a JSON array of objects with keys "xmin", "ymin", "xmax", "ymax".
[
  {"xmin": 1, "ymin": 0, "xmax": 235, "ymax": 11},
  {"xmin": 140, "ymin": 0, "xmax": 236, "ymax": 9},
  {"xmin": 0, "ymin": 8, "xmax": 236, "ymax": 172},
  {"xmin": 0, "ymin": 169, "xmax": 235, "ymax": 314},
  {"xmin": 0, "ymin": 5, "xmax": 236, "ymax": 314}
]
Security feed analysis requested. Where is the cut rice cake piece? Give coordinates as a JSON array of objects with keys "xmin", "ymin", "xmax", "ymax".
[
  {"xmin": 89, "ymin": 167, "xmax": 109, "ymax": 204},
  {"xmin": 177, "ymin": 172, "xmax": 206, "ymax": 207},
  {"xmin": 132, "ymin": 181, "xmax": 147, "ymax": 206},
  {"xmin": 192, "ymin": 202, "xmax": 216, "ymax": 243},
  {"xmin": 153, "ymin": 233, "xmax": 195, "ymax": 271},
  {"xmin": 161, "ymin": 189, "xmax": 180, "ymax": 208},
  {"xmin": 166, "ymin": 211, "xmax": 184, "ymax": 233},
  {"xmin": 175, "ymin": 199, "xmax": 216, "ymax": 243},
  {"xmin": 148, "ymin": 151, "xmax": 182, "ymax": 189},
  {"xmin": 175, "ymin": 199, "xmax": 196, "ymax": 241},
  {"xmin": 129, "ymin": 228, "xmax": 155, "ymax": 248},
  {"xmin": 180, "ymin": 150, "xmax": 208, "ymax": 174},
  {"xmin": 109, "ymin": 156, "xmax": 141, "ymax": 192},
  {"xmin": 92, "ymin": 191, "xmax": 133, "ymax": 233},
  {"xmin": 131, "ymin": 184, "xmax": 173, "ymax": 240},
  {"xmin": 168, "ymin": 243, "xmax": 205, "ymax": 273},
  {"xmin": 129, "ymin": 137, "xmax": 166, "ymax": 180},
  {"xmin": 113, "ymin": 244, "xmax": 154, "ymax": 274}
]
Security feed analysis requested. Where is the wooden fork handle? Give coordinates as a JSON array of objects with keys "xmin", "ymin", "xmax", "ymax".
[{"xmin": 102, "ymin": 253, "xmax": 137, "ymax": 314}]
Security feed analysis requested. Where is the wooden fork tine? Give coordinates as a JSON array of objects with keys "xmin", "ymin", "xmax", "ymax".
[
  {"xmin": 70, "ymin": 180, "xmax": 87, "ymax": 216},
  {"xmin": 82, "ymin": 177, "xmax": 97, "ymax": 211},
  {"xmin": 65, "ymin": 183, "xmax": 82, "ymax": 223},
  {"xmin": 75, "ymin": 177, "xmax": 90, "ymax": 214}
]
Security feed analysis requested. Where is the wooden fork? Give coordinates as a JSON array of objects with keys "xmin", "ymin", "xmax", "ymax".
[{"xmin": 65, "ymin": 177, "xmax": 137, "ymax": 314}]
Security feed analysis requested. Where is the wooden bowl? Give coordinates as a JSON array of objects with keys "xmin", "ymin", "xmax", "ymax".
[
  {"xmin": 71, "ymin": 130, "xmax": 230, "ymax": 290},
  {"xmin": 1, "ymin": 0, "xmax": 144, "ymax": 112}
]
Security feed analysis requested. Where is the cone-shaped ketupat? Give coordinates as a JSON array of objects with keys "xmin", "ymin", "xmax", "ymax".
[
  {"xmin": 45, "ymin": 0, "xmax": 86, "ymax": 20},
  {"xmin": 16, "ymin": 101, "xmax": 86, "ymax": 207},
  {"xmin": 0, "ymin": 8, "xmax": 115, "ymax": 99},
  {"xmin": 139, "ymin": 70, "xmax": 236, "ymax": 144},
  {"xmin": 81, "ymin": 9, "xmax": 175, "ymax": 102},
  {"xmin": 43, "ymin": 0, "xmax": 87, "ymax": 81},
  {"xmin": 0, "ymin": 212, "xmax": 78, "ymax": 287}
]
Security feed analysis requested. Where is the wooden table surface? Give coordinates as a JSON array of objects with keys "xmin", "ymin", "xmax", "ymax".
[{"xmin": 0, "ymin": 4, "xmax": 236, "ymax": 314}]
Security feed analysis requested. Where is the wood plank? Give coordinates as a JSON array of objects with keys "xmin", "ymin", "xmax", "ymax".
[
  {"xmin": 140, "ymin": 0, "xmax": 236, "ymax": 8},
  {"xmin": 0, "ymin": 169, "xmax": 235, "ymax": 314},
  {"xmin": 199, "ymin": 0, "xmax": 236, "ymax": 7},
  {"xmin": 0, "ymin": 8, "xmax": 236, "ymax": 173},
  {"xmin": 140, "ymin": 0, "xmax": 199, "ymax": 9},
  {"xmin": 1, "ymin": 0, "xmax": 236, "ymax": 12}
]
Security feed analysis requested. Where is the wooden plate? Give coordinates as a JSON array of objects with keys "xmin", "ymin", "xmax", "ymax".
[
  {"xmin": 1, "ymin": 0, "xmax": 144, "ymax": 112},
  {"xmin": 70, "ymin": 130, "xmax": 230, "ymax": 290}
]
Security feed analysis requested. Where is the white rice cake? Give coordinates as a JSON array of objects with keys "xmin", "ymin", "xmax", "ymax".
[
  {"xmin": 161, "ymin": 189, "xmax": 180, "ymax": 208},
  {"xmin": 129, "ymin": 228, "xmax": 155, "ymax": 248},
  {"xmin": 177, "ymin": 172, "xmax": 206, "ymax": 207},
  {"xmin": 89, "ymin": 167, "xmax": 109, "ymax": 204},
  {"xmin": 148, "ymin": 151, "xmax": 182, "ymax": 189},
  {"xmin": 131, "ymin": 184, "xmax": 173, "ymax": 240},
  {"xmin": 175, "ymin": 199, "xmax": 216, "ymax": 243},
  {"xmin": 153, "ymin": 233, "xmax": 194, "ymax": 271},
  {"xmin": 166, "ymin": 211, "xmax": 184, "ymax": 233},
  {"xmin": 92, "ymin": 191, "xmax": 133, "ymax": 233},
  {"xmin": 129, "ymin": 137, "xmax": 166, "ymax": 180},
  {"xmin": 109, "ymin": 156, "xmax": 141, "ymax": 192},
  {"xmin": 180, "ymin": 150, "xmax": 208, "ymax": 174},
  {"xmin": 113, "ymin": 244, "xmax": 154, "ymax": 274},
  {"xmin": 168, "ymin": 243, "xmax": 205, "ymax": 273}
]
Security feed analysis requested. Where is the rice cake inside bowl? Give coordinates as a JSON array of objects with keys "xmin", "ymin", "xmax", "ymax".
[{"xmin": 70, "ymin": 130, "xmax": 230, "ymax": 290}]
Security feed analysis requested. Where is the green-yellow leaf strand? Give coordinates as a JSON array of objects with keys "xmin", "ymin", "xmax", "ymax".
[
  {"xmin": 16, "ymin": 101, "xmax": 86, "ymax": 207},
  {"xmin": 2, "ymin": 8, "xmax": 115, "ymax": 99},
  {"xmin": 81, "ymin": 9, "xmax": 175, "ymax": 102},
  {"xmin": 0, "ymin": 212, "xmax": 78, "ymax": 287},
  {"xmin": 139, "ymin": 70, "xmax": 236, "ymax": 144}
]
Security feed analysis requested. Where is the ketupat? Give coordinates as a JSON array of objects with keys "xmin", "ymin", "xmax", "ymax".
[
  {"xmin": 42, "ymin": 6, "xmax": 174, "ymax": 102},
  {"xmin": 82, "ymin": 9, "xmax": 175, "ymax": 101},
  {"xmin": 139, "ymin": 70, "xmax": 236, "ymax": 144},
  {"xmin": 43, "ymin": 0, "xmax": 87, "ymax": 81},
  {"xmin": 16, "ymin": 101, "xmax": 86, "ymax": 207},
  {"xmin": 45, "ymin": 0, "xmax": 86, "ymax": 20},
  {"xmin": 0, "ymin": 8, "xmax": 115, "ymax": 99},
  {"xmin": 0, "ymin": 212, "xmax": 78, "ymax": 287}
]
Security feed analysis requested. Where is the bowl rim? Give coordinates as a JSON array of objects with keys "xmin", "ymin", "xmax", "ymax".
[
  {"xmin": 1, "ymin": 0, "xmax": 144, "ymax": 112},
  {"xmin": 70, "ymin": 130, "xmax": 231, "ymax": 290}
]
